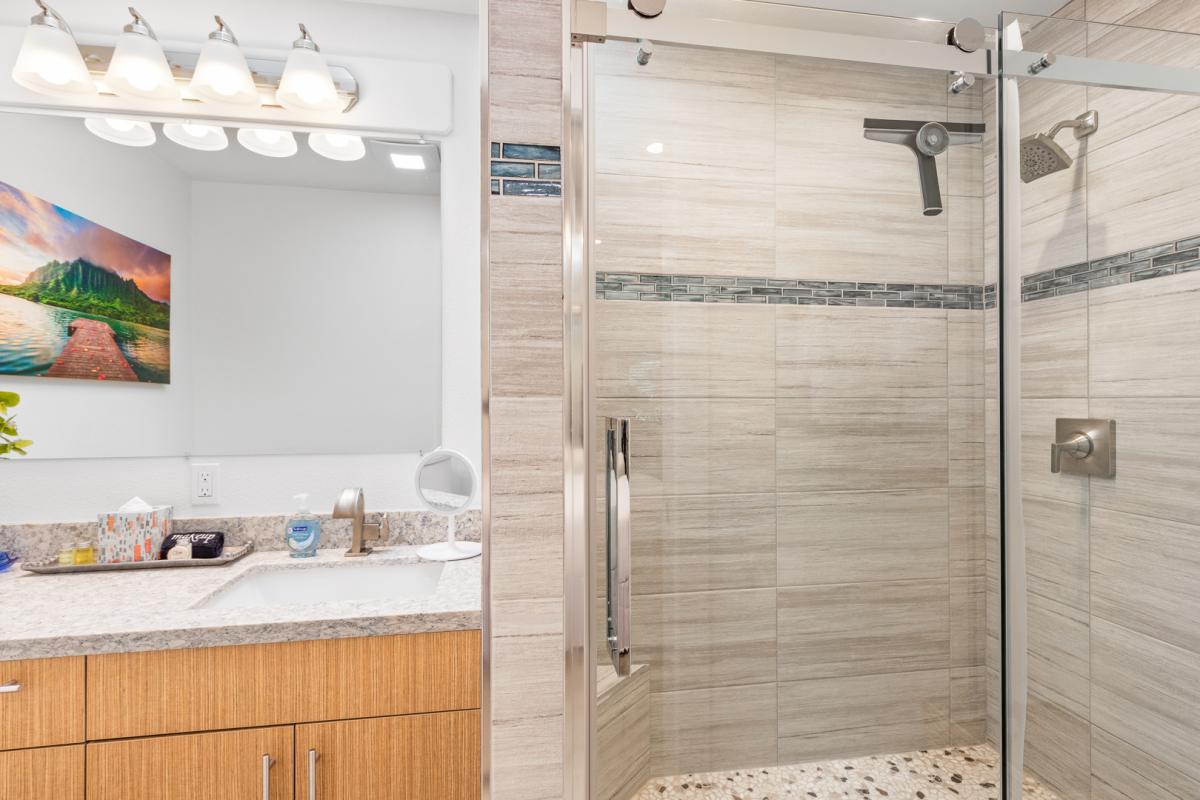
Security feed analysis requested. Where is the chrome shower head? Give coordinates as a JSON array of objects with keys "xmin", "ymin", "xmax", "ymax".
[{"xmin": 1019, "ymin": 110, "xmax": 1099, "ymax": 183}]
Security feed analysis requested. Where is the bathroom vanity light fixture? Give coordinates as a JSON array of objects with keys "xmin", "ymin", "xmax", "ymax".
[
  {"xmin": 163, "ymin": 120, "xmax": 228, "ymax": 151},
  {"xmin": 84, "ymin": 116, "xmax": 156, "ymax": 147},
  {"xmin": 276, "ymin": 24, "xmax": 341, "ymax": 113},
  {"xmin": 237, "ymin": 127, "xmax": 297, "ymax": 157},
  {"xmin": 104, "ymin": 7, "xmax": 178, "ymax": 101},
  {"xmin": 11, "ymin": 1, "xmax": 95, "ymax": 97},
  {"xmin": 189, "ymin": 16, "xmax": 259, "ymax": 107},
  {"xmin": 309, "ymin": 131, "xmax": 365, "ymax": 161}
]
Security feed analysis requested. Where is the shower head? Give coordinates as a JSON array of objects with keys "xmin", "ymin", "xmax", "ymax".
[{"xmin": 1019, "ymin": 110, "xmax": 1099, "ymax": 183}]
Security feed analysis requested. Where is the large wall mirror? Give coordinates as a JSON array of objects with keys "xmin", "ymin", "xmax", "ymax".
[{"xmin": 0, "ymin": 0, "xmax": 479, "ymax": 518}]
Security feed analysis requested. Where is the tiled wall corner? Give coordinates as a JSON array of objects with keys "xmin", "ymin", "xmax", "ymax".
[{"xmin": 487, "ymin": 1, "xmax": 565, "ymax": 799}]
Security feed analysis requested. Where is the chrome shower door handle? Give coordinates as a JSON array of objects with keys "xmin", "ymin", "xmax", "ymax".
[
  {"xmin": 606, "ymin": 417, "xmax": 632, "ymax": 677},
  {"xmin": 1051, "ymin": 433, "xmax": 1093, "ymax": 473}
]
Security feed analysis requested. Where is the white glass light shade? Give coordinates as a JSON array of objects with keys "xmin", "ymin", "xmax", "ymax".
[
  {"xmin": 163, "ymin": 122, "xmax": 228, "ymax": 151},
  {"xmin": 11, "ymin": 23, "xmax": 94, "ymax": 96},
  {"xmin": 308, "ymin": 132, "xmax": 364, "ymax": 161},
  {"xmin": 237, "ymin": 128, "xmax": 297, "ymax": 158},
  {"xmin": 276, "ymin": 47, "xmax": 341, "ymax": 113},
  {"xmin": 105, "ymin": 31, "xmax": 179, "ymax": 100},
  {"xmin": 190, "ymin": 38, "xmax": 259, "ymax": 106},
  {"xmin": 84, "ymin": 117, "xmax": 156, "ymax": 147}
]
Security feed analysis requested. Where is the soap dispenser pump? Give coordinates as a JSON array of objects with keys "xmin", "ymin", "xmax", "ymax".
[{"xmin": 285, "ymin": 493, "xmax": 321, "ymax": 558}]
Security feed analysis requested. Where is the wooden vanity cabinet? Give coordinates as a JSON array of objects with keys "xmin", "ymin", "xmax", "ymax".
[{"xmin": 0, "ymin": 744, "xmax": 84, "ymax": 800}]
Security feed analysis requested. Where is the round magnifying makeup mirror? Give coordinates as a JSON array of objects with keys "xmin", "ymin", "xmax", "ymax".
[{"xmin": 414, "ymin": 449, "xmax": 482, "ymax": 561}]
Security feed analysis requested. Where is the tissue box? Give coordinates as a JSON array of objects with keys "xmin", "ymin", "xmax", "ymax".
[{"xmin": 97, "ymin": 506, "xmax": 172, "ymax": 563}]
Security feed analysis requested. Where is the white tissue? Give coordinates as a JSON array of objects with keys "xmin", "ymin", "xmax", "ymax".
[{"xmin": 117, "ymin": 496, "xmax": 155, "ymax": 513}]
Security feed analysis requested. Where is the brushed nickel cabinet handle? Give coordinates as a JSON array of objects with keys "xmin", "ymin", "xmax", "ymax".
[
  {"xmin": 261, "ymin": 754, "xmax": 272, "ymax": 800},
  {"xmin": 308, "ymin": 748, "xmax": 319, "ymax": 800},
  {"xmin": 0, "ymin": 680, "xmax": 20, "ymax": 694}
]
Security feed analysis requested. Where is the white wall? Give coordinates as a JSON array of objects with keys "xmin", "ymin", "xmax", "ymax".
[{"xmin": 0, "ymin": 2, "xmax": 480, "ymax": 524}]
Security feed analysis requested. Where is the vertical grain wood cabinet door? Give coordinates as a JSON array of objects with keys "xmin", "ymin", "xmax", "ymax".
[
  {"xmin": 0, "ymin": 744, "xmax": 84, "ymax": 800},
  {"xmin": 0, "ymin": 656, "xmax": 85, "ymax": 750},
  {"xmin": 296, "ymin": 710, "xmax": 480, "ymax": 800},
  {"xmin": 86, "ymin": 726, "xmax": 293, "ymax": 800}
]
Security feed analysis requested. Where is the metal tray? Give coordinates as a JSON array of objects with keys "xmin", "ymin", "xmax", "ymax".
[{"xmin": 21, "ymin": 542, "xmax": 254, "ymax": 575}]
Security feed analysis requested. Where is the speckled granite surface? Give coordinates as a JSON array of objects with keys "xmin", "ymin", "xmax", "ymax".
[
  {"xmin": 634, "ymin": 745, "xmax": 1060, "ymax": 800},
  {"xmin": 0, "ymin": 509, "xmax": 481, "ymax": 563},
  {"xmin": 0, "ymin": 546, "xmax": 480, "ymax": 661}
]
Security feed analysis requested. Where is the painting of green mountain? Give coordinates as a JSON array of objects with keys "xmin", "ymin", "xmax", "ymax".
[{"xmin": 0, "ymin": 179, "xmax": 170, "ymax": 384}]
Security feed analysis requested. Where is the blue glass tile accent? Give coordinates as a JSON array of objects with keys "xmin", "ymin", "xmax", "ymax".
[
  {"xmin": 538, "ymin": 163, "xmax": 562, "ymax": 180},
  {"xmin": 490, "ymin": 179, "xmax": 500, "ymax": 195},
  {"xmin": 502, "ymin": 180, "xmax": 561, "ymax": 197},
  {"xmin": 502, "ymin": 144, "xmax": 561, "ymax": 161},
  {"xmin": 490, "ymin": 142, "xmax": 500, "ymax": 158},
  {"xmin": 492, "ymin": 161, "xmax": 536, "ymax": 178}
]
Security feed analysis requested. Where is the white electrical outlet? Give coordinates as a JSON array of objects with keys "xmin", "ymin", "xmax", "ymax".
[{"xmin": 191, "ymin": 463, "xmax": 220, "ymax": 505}]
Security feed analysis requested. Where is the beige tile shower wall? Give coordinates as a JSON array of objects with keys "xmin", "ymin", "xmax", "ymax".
[
  {"xmin": 593, "ymin": 41, "xmax": 990, "ymax": 778},
  {"xmin": 1013, "ymin": 3, "xmax": 1200, "ymax": 798},
  {"xmin": 487, "ymin": 1, "xmax": 564, "ymax": 799}
]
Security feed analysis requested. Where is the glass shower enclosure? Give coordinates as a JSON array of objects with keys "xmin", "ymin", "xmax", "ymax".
[{"xmin": 561, "ymin": 5, "xmax": 1200, "ymax": 799}]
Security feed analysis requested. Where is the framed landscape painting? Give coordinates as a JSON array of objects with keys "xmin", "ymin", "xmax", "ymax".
[{"xmin": 0, "ymin": 179, "xmax": 170, "ymax": 384}]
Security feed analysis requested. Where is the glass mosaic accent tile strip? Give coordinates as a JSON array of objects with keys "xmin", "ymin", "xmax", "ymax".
[
  {"xmin": 490, "ymin": 142, "xmax": 561, "ymax": 197},
  {"xmin": 597, "ymin": 271, "xmax": 998, "ymax": 310},
  {"xmin": 1022, "ymin": 232, "xmax": 1200, "ymax": 301}
]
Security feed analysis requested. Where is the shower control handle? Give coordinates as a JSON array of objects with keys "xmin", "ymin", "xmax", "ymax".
[
  {"xmin": 1051, "ymin": 433, "xmax": 1092, "ymax": 473},
  {"xmin": 1050, "ymin": 418, "xmax": 1117, "ymax": 478}
]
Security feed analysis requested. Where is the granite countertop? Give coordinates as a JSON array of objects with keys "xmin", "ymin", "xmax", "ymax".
[{"xmin": 0, "ymin": 546, "xmax": 480, "ymax": 661}]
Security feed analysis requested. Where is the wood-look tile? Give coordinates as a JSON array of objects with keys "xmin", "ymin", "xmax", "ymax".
[
  {"xmin": 596, "ymin": 664, "xmax": 650, "ymax": 800},
  {"xmin": 1021, "ymin": 399, "xmax": 1090, "ymax": 505},
  {"xmin": 776, "ymin": 186, "xmax": 948, "ymax": 283},
  {"xmin": 1021, "ymin": 170, "xmax": 1088, "ymax": 277},
  {"xmin": 1089, "ymin": 270, "xmax": 1200, "ymax": 397},
  {"xmin": 948, "ymin": 311, "xmax": 985, "ymax": 399},
  {"xmin": 488, "ymin": 0, "xmax": 560, "ymax": 147},
  {"xmin": 1091, "ymin": 617, "xmax": 1200, "ymax": 785},
  {"xmin": 592, "ymin": 40, "xmax": 776, "ymax": 88},
  {"xmin": 491, "ymin": 712, "xmax": 563, "ymax": 800},
  {"xmin": 950, "ymin": 576, "xmax": 985, "ymax": 669},
  {"xmin": 490, "ymin": 396, "xmax": 563, "ymax": 496},
  {"xmin": 1023, "ymin": 496, "xmax": 1090, "ymax": 611},
  {"xmin": 948, "ymin": 195, "xmax": 984, "ymax": 283},
  {"xmin": 777, "ymin": 580, "xmax": 949, "ymax": 681},
  {"xmin": 594, "ymin": 173, "xmax": 776, "ymax": 277},
  {"xmin": 1091, "ymin": 507, "xmax": 1200, "ymax": 655},
  {"xmin": 491, "ymin": 74, "xmax": 561, "ymax": 147},
  {"xmin": 950, "ymin": 397, "xmax": 985, "ymax": 488},
  {"xmin": 777, "ymin": 397, "xmax": 948, "ymax": 492},
  {"xmin": 950, "ymin": 486, "xmax": 986, "ymax": 578},
  {"xmin": 490, "ymin": 492, "xmax": 564, "ymax": 602},
  {"xmin": 775, "ymin": 307, "xmax": 947, "ymax": 399},
  {"xmin": 1025, "ymin": 691, "xmax": 1091, "ymax": 800},
  {"xmin": 986, "ymin": 667, "xmax": 1001, "ymax": 749},
  {"xmin": 633, "ymin": 588, "xmax": 777, "ymax": 692},
  {"xmin": 649, "ymin": 683, "xmax": 778, "ymax": 776},
  {"xmin": 594, "ymin": 73, "xmax": 775, "ymax": 184},
  {"xmin": 950, "ymin": 666, "xmax": 987, "ymax": 746},
  {"xmin": 1087, "ymin": 0, "xmax": 1195, "ymax": 26},
  {"xmin": 775, "ymin": 55, "xmax": 946, "ymax": 109},
  {"xmin": 777, "ymin": 669, "xmax": 949, "ymax": 764},
  {"xmin": 1091, "ymin": 725, "xmax": 1200, "ymax": 800},
  {"xmin": 491, "ymin": 630, "xmax": 563, "ymax": 723},
  {"xmin": 595, "ymin": 398, "xmax": 775, "ymax": 497},
  {"xmin": 1028, "ymin": 592, "xmax": 1090, "ymax": 719},
  {"xmin": 595, "ymin": 302, "xmax": 775, "ymax": 400},
  {"xmin": 631, "ymin": 493, "xmax": 777, "ymax": 595},
  {"xmin": 1021, "ymin": 292, "xmax": 1088, "ymax": 399},
  {"xmin": 490, "ymin": 598, "xmax": 562, "ymax": 639},
  {"xmin": 777, "ymin": 489, "xmax": 948, "ymax": 587}
]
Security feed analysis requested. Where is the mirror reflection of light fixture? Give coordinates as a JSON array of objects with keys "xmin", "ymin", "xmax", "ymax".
[
  {"xmin": 308, "ymin": 132, "xmax": 364, "ymax": 161},
  {"xmin": 237, "ymin": 127, "xmax": 297, "ymax": 158},
  {"xmin": 163, "ymin": 121, "xmax": 228, "ymax": 151},
  {"xmin": 276, "ymin": 24, "xmax": 342, "ymax": 113},
  {"xmin": 84, "ymin": 117, "xmax": 157, "ymax": 147},
  {"xmin": 189, "ymin": 16, "xmax": 259, "ymax": 107},
  {"xmin": 389, "ymin": 153, "xmax": 426, "ymax": 170},
  {"xmin": 11, "ymin": 1, "xmax": 95, "ymax": 97},
  {"xmin": 105, "ymin": 7, "xmax": 179, "ymax": 101}
]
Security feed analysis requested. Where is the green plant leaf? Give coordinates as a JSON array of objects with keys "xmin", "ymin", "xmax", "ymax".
[{"xmin": 0, "ymin": 391, "xmax": 19, "ymax": 409}]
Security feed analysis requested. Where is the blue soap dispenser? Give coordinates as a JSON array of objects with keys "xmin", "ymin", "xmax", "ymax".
[{"xmin": 285, "ymin": 493, "xmax": 321, "ymax": 558}]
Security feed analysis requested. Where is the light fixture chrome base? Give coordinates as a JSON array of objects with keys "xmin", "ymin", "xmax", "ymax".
[{"xmin": 78, "ymin": 43, "xmax": 359, "ymax": 111}]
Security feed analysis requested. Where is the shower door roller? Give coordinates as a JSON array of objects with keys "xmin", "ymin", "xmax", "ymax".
[
  {"xmin": 605, "ymin": 417, "xmax": 632, "ymax": 676},
  {"xmin": 629, "ymin": 0, "xmax": 666, "ymax": 19}
]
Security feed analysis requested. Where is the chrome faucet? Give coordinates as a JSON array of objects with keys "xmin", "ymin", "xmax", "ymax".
[{"xmin": 333, "ymin": 487, "xmax": 382, "ymax": 557}]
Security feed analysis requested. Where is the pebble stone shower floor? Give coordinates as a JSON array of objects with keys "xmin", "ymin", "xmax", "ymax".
[{"xmin": 632, "ymin": 745, "xmax": 1061, "ymax": 800}]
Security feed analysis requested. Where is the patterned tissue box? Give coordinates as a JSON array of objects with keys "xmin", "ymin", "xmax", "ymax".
[{"xmin": 97, "ymin": 506, "xmax": 173, "ymax": 563}]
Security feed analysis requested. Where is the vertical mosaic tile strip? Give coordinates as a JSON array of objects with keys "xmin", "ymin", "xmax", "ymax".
[
  {"xmin": 1022, "ymin": 232, "xmax": 1200, "ymax": 301},
  {"xmin": 490, "ymin": 142, "xmax": 561, "ymax": 197},
  {"xmin": 596, "ymin": 271, "xmax": 997, "ymax": 310}
]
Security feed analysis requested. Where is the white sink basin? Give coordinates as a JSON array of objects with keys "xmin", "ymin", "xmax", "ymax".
[{"xmin": 196, "ymin": 561, "xmax": 445, "ymax": 610}]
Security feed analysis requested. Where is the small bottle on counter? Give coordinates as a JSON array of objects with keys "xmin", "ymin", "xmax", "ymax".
[
  {"xmin": 57, "ymin": 546, "xmax": 75, "ymax": 566},
  {"xmin": 72, "ymin": 541, "xmax": 95, "ymax": 565}
]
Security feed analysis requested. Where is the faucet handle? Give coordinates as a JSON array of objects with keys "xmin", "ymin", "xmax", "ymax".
[{"xmin": 362, "ymin": 514, "xmax": 385, "ymax": 543}]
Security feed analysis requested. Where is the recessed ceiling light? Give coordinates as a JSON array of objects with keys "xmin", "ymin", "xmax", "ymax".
[
  {"xmin": 163, "ymin": 121, "xmax": 228, "ymax": 151},
  {"xmin": 84, "ymin": 117, "xmax": 156, "ymax": 147},
  {"xmin": 389, "ymin": 152, "xmax": 426, "ymax": 170},
  {"xmin": 309, "ymin": 132, "xmax": 365, "ymax": 161},
  {"xmin": 237, "ymin": 127, "xmax": 298, "ymax": 158},
  {"xmin": 645, "ymin": 141, "xmax": 664, "ymax": 154}
]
